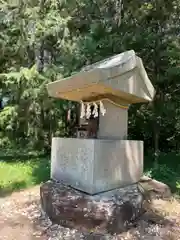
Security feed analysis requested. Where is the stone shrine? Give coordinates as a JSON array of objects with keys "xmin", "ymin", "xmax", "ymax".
[
  {"xmin": 40, "ymin": 50, "xmax": 158, "ymax": 234},
  {"xmin": 46, "ymin": 50, "xmax": 155, "ymax": 195}
]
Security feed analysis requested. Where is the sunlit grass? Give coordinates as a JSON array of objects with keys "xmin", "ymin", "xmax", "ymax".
[{"xmin": 0, "ymin": 158, "xmax": 50, "ymax": 195}]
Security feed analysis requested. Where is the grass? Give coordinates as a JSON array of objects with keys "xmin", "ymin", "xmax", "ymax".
[{"xmin": 0, "ymin": 156, "xmax": 50, "ymax": 196}]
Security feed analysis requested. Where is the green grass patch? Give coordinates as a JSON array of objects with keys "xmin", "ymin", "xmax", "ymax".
[{"xmin": 0, "ymin": 157, "xmax": 50, "ymax": 196}]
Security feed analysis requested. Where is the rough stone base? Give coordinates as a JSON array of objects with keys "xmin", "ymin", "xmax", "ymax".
[{"xmin": 40, "ymin": 180, "xmax": 146, "ymax": 235}]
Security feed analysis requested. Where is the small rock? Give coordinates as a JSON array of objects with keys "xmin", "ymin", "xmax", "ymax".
[{"xmin": 139, "ymin": 176, "xmax": 171, "ymax": 200}]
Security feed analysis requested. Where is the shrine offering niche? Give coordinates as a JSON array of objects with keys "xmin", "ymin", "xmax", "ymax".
[
  {"xmin": 77, "ymin": 102, "xmax": 100, "ymax": 139},
  {"xmin": 47, "ymin": 50, "xmax": 155, "ymax": 194},
  {"xmin": 77, "ymin": 97, "xmax": 129, "ymax": 140}
]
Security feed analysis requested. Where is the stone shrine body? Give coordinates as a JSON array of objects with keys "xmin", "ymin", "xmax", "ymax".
[{"xmin": 47, "ymin": 50, "xmax": 155, "ymax": 195}]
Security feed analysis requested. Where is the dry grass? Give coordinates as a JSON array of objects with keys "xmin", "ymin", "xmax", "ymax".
[
  {"xmin": 148, "ymin": 198, "xmax": 180, "ymax": 240},
  {"xmin": 153, "ymin": 197, "xmax": 180, "ymax": 216}
]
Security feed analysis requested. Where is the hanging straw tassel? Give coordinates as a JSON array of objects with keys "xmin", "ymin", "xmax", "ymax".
[
  {"xmin": 99, "ymin": 101, "xmax": 106, "ymax": 116},
  {"xmin": 86, "ymin": 103, "xmax": 91, "ymax": 119},
  {"xmin": 80, "ymin": 101, "xmax": 86, "ymax": 119},
  {"xmin": 67, "ymin": 109, "xmax": 71, "ymax": 121},
  {"xmin": 92, "ymin": 102, "xmax": 98, "ymax": 118}
]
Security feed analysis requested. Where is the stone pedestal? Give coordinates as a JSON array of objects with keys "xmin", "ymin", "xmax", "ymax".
[
  {"xmin": 51, "ymin": 138, "xmax": 143, "ymax": 194},
  {"xmin": 40, "ymin": 180, "xmax": 145, "ymax": 234}
]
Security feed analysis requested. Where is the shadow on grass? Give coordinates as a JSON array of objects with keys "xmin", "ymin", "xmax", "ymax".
[
  {"xmin": 144, "ymin": 152, "xmax": 180, "ymax": 194},
  {"xmin": 0, "ymin": 181, "xmax": 27, "ymax": 197},
  {"xmin": 0, "ymin": 153, "xmax": 46, "ymax": 162},
  {"xmin": 31, "ymin": 158, "xmax": 50, "ymax": 185}
]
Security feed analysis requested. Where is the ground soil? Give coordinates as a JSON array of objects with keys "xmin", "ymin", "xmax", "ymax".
[{"xmin": 0, "ymin": 186, "xmax": 180, "ymax": 240}]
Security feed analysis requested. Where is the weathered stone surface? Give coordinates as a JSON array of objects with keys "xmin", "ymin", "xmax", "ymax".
[
  {"xmin": 40, "ymin": 180, "xmax": 146, "ymax": 235},
  {"xmin": 51, "ymin": 137, "xmax": 144, "ymax": 194},
  {"xmin": 47, "ymin": 50, "xmax": 155, "ymax": 103}
]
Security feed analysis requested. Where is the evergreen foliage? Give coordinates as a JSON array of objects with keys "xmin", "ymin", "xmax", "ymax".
[{"xmin": 0, "ymin": 0, "xmax": 180, "ymax": 158}]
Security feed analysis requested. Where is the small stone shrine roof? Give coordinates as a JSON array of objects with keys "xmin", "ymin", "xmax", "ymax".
[{"xmin": 47, "ymin": 50, "xmax": 155, "ymax": 104}]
